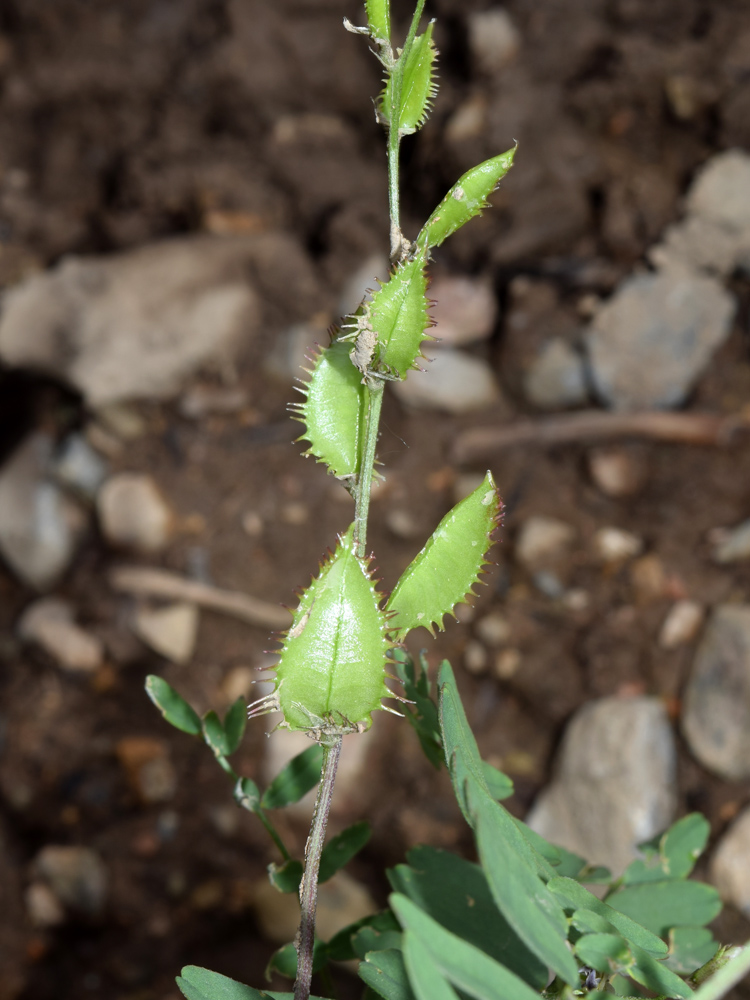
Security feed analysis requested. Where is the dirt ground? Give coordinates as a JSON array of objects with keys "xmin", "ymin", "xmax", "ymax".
[{"xmin": 2, "ymin": 0, "xmax": 750, "ymax": 997}]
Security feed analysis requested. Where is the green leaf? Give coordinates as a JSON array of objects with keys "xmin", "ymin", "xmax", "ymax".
[
  {"xmin": 387, "ymin": 474, "xmax": 501, "ymax": 639},
  {"xmin": 275, "ymin": 524, "xmax": 391, "ymax": 734},
  {"xmin": 202, "ymin": 710, "xmax": 230, "ymax": 757},
  {"xmin": 266, "ymin": 940, "xmax": 328, "ymax": 980},
  {"xmin": 417, "ymin": 148, "xmax": 516, "ymax": 250},
  {"xmin": 387, "ymin": 845, "xmax": 548, "ymax": 988},
  {"xmin": 547, "ymin": 877, "xmax": 668, "ymax": 958},
  {"xmin": 353, "ymin": 926, "xmax": 403, "ymax": 959},
  {"xmin": 261, "ymin": 745, "xmax": 323, "ymax": 809},
  {"xmin": 290, "ymin": 340, "xmax": 366, "ymax": 479},
  {"xmin": 233, "ymin": 776, "xmax": 261, "ymax": 813},
  {"xmin": 223, "ymin": 697, "xmax": 247, "ymax": 755},
  {"xmin": 176, "ymin": 966, "xmax": 328, "ymax": 1000},
  {"xmin": 393, "ymin": 653, "xmax": 442, "ymax": 769},
  {"xmin": 574, "ymin": 932, "xmax": 633, "ymax": 975},
  {"xmin": 666, "ymin": 927, "xmax": 719, "ymax": 976},
  {"xmin": 355, "ymin": 250, "xmax": 430, "ymax": 379},
  {"xmin": 319, "ymin": 820, "xmax": 371, "ymax": 883},
  {"xmin": 607, "ymin": 880, "xmax": 722, "ymax": 937},
  {"xmin": 145, "ymin": 675, "xmax": 202, "ymax": 736},
  {"xmin": 629, "ymin": 942, "xmax": 694, "ymax": 999},
  {"xmin": 359, "ymin": 948, "xmax": 417, "ymax": 1000},
  {"xmin": 402, "ymin": 933, "xmax": 462, "ymax": 1000},
  {"xmin": 481, "ymin": 760, "xmax": 514, "ymax": 800},
  {"xmin": 513, "ymin": 819, "xmax": 588, "ymax": 878},
  {"xmin": 624, "ymin": 814, "xmax": 710, "ymax": 885},
  {"xmin": 382, "ymin": 25, "xmax": 438, "ymax": 134},
  {"xmin": 327, "ymin": 910, "xmax": 401, "ymax": 963},
  {"xmin": 268, "ymin": 858, "xmax": 304, "ymax": 894},
  {"xmin": 366, "ymin": 0, "xmax": 390, "ymax": 42},
  {"xmin": 390, "ymin": 894, "xmax": 543, "ymax": 1000}
]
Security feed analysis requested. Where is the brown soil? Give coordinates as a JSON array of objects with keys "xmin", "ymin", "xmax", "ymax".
[{"xmin": 1, "ymin": 0, "xmax": 750, "ymax": 997}]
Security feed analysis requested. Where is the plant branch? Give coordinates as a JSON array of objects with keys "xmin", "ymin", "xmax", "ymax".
[
  {"xmin": 353, "ymin": 379, "xmax": 385, "ymax": 559},
  {"xmin": 294, "ymin": 737, "xmax": 342, "ymax": 1000}
]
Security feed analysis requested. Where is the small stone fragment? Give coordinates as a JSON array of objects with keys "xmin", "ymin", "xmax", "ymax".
[
  {"xmin": 132, "ymin": 602, "xmax": 198, "ymax": 664},
  {"xmin": 338, "ymin": 253, "xmax": 389, "ymax": 318},
  {"xmin": 97, "ymin": 473, "xmax": 173, "ymax": 552},
  {"xmin": 585, "ymin": 266, "xmax": 736, "ymax": 411},
  {"xmin": 25, "ymin": 881, "xmax": 65, "ymax": 928},
  {"xmin": 18, "ymin": 598, "xmax": 104, "ymax": 673},
  {"xmin": 33, "ymin": 845, "xmax": 108, "ymax": 916},
  {"xmin": 523, "ymin": 339, "xmax": 588, "ymax": 410},
  {"xmin": 493, "ymin": 648, "xmax": 521, "ymax": 680},
  {"xmin": 527, "ymin": 696, "xmax": 677, "ymax": 875},
  {"xmin": 682, "ymin": 604, "xmax": 750, "ymax": 780},
  {"xmin": 711, "ymin": 807, "xmax": 750, "ymax": 915},
  {"xmin": 385, "ymin": 508, "xmax": 421, "ymax": 539},
  {"xmin": 594, "ymin": 526, "xmax": 644, "ymax": 563},
  {"xmin": 444, "ymin": 93, "xmax": 488, "ymax": 145},
  {"xmin": 659, "ymin": 600, "xmax": 704, "ymax": 649},
  {"xmin": 241, "ymin": 510, "xmax": 263, "ymax": 537},
  {"xmin": 475, "ymin": 612, "xmax": 512, "ymax": 648},
  {"xmin": 51, "ymin": 433, "xmax": 109, "ymax": 501},
  {"xmin": 630, "ymin": 554, "xmax": 668, "ymax": 604},
  {"xmin": 464, "ymin": 640, "xmax": 488, "ymax": 675},
  {"xmin": 515, "ymin": 516, "xmax": 575, "ymax": 571},
  {"xmin": 392, "ymin": 348, "xmax": 501, "ymax": 413},
  {"xmin": 0, "ymin": 433, "xmax": 87, "ymax": 590},
  {"xmin": 467, "ymin": 9, "xmax": 520, "ymax": 75},
  {"xmin": 430, "ymin": 275, "xmax": 497, "ymax": 346},
  {"xmin": 712, "ymin": 519, "xmax": 750, "ymax": 564},
  {"xmin": 280, "ymin": 502, "xmax": 308, "ymax": 526},
  {"xmin": 116, "ymin": 736, "xmax": 177, "ymax": 804},
  {"xmin": 685, "ymin": 149, "xmax": 750, "ymax": 235},
  {"xmin": 587, "ymin": 447, "xmax": 647, "ymax": 498}
]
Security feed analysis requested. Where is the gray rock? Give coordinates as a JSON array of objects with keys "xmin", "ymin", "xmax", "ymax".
[
  {"xmin": 132, "ymin": 601, "xmax": 199, "ymax": 665},
  {"xmin": 649, "ymin": 216, "xmax": 744, "ymax": 278},
  {"xmin": 392, "ymin": 348, "xmax": 501, "ymax": 413},
  {"xmin": 467, "ymin": 9, "xmax": 520, "ymax": 75},
  {"xmin": 18, "ymin": 598, "xmax": 104, "ymax": 673},
  {"xmin": 682, "ymin": 604, "xmax": 750, "ymax": 780},
  {"xmin": 523, "ymin": 338, "xmax": 588, "ymax": 409},
  {"xmin": 658, "ymin": 600, "xmax": 704, "ymax": 650},
  {"xmin": 51, "ymin": 433, "xmax": 109, "ymax": 501},
  {"xmin": 515, "ymin": 516, "xmax": 575, "ymax": 571},
  {"xmin": 33, "ymin": 845, "xmax": 108, "ymax": 917},
  {"xmin": 712, "ymin": 519, "xmax": 750, "ymax": 564},
  {"xmin": 587, "ymin": 447, "xmax": 647, "ymax": 498},
  {"xmin": 430, "ymin": 275, "xmax": 498, "ymax": 346},
  {"xmin": 0, "ymin": 234, "xmax": 315, "ymax": 406},
  {"xmin": 710, "ymin": 807, "xmax": 750, "ymax": 915},
  {"xmin": 585, "ymin": 265, "xmax": 736, "ymax": 410},
  {"xmin": 527, "ymin": 696, "xmax": 677, "ymax": 875},
  {"xmin": 686, "ymin": 149, "xmax": 750, "ymax": 235},
  {"xmin": 97, "ymin": 473, "xmax": 173, "ymax": 553},
  {"xmin": 0, "ymin": 433, "xmax": 87, "ymax": 590}
]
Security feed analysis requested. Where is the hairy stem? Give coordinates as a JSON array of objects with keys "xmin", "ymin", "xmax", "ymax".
[
  {"xmin": 386, "ymin": 0, "xmax": 427, "ymax": 262},
  {"xmin": 294, "ymin": 737, "xmax": 342, "ymax": 1000},
  {"xmin": 353, "ymin": 380, "xmax": 385, "ymax": 559}
]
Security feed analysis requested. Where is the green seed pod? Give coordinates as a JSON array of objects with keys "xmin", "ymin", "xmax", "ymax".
[
  {"xmin": 290, "ymin": 340, "xmax": 367, "ymax": 479},
  {"xmin": 387, "ymin": 472, "xmax": 502, "ymax": 639},
  {"xmin": 382, "ymin": 23, "xmax": 438, "ymax": 134},
  {"xmin": 417, "ymin": 147, "xmax": 516, "ymax": 250},
  {"xmin": 257, "ymin": 524, "xmax": 392, "ymax": 737},
  {"xmin": 366, "ymin": 0, "xmax": 390, "ymax": 44}
]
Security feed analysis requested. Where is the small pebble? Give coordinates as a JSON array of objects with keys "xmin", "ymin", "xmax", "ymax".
[
  {"xmin": 116, "ymin": 736, "xmax": 177, "ymax": 804},
  {"xmin": 711, "ymin": 519, "xmax": 750, "ymax": 564},
  {"xmin": 430, "ymin": 275, "xmax": 497, "ymax": 346},
  {"xmin": 711, "ymin": 807, "xmax": 750, "ymax": 915},
  {"xmin": 493, "ymin": 648, "xmax": 521, "ymax": 680},
  {"xmin": 467, "ymin": 8, "xmax": 520, "ymax": 75},
  {"xmin": 281, "ymin": 502, "xmax": 308, "ymax": 526},
  {"xmin": 386, "ymin": 508, "xmax": 421, "ymax": 539},
  {"xmin": 630, "ymin": 554, "xmax": 667, "ymax": 603},
  {"xmin": 523, "ymin": 339, "xmax": 588, "ymax": 410},
  {"xmin": 464, "ymin": 640, "xmax": 488, "ymax": 675},
  {"xmin": 533, "ymin": 570, "xmax": 566, "ymax": 599},
  {"xmin": 18, "ymin": 598, "xmax": 104, "ymax": 673},
  {"xmin": 392, "ymin": 348, "xmax": 501, "ymax": 413},
  {"xmin": 562, "ymin": 589, "xmax": 590, "ymax": 613},
  {"xmin": 97, "ymin": 473, "xmax": 173, "ymax": 552},
  {"xmin": 95, "ymin": 404, "xmax": 147, "ymax": 440},
  {"xmin": 659, "ymin": 600, "xmax": 704, "ymax": 649},
  {"xmin": 241, "ymin": 510, "xmax": 264, "ymax": 537},
  {"xmin": 454, "ymin": 603, "xmax": 476, "ymax": 625},
  {"xmin": 594, "ymin": 526, "xmax": 643, "ymax": 563},
  {"xmin": 25, "ymin": 881, "xmax": 65, "ymax": 928},
  {"xmin": 51, "ymin": 433, "xmax": 109, "ymax": 500},
  {"xmin": 475, "ymin": 612, "xmax": 512, "ymax": 648},
  {"xmin": 587, "ymin": 447, "xmax": 647, "ymax": 498},
  {"xmin": 33, "ymin": 845, "xmax": 108, "ymax": 916},
  {"xmin": 221, "ymin": 665, "xmax": 255, "ymax": 704},
  {"xmin": 210, "ymin": 805, "xmax": 240, "ymax": 838},
  {"xmin": 515, "ymin": 516, "xmax": 575, "ymax": 570},
  {"xmin": 444, "ymin": 93, "xmax": 487, "ymax": 145},
  {"xmin": 132, "ymin": 601, "xmax": 199, "ymax": 665}
]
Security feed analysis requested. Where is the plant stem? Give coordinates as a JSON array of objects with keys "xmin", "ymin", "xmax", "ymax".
[
  {"xmin": 294, "ymin": 737, "xmax": 342, "ymax": 1000},
  {"xmin": 258, "ymin": 809, "xmax": 291, "ymax": 862},
  {"xmin": 386, "ymin": 0, "xmax": 427, "ymax": 262},
  {"xmin": 353, "ymin": 380, "xmax": 385, "ymax": 559}
]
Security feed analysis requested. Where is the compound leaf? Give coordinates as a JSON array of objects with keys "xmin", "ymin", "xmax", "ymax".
[
  {"xmin": 261, "ymin": 744, "xmax": 323, "ymax": 809},
  {"xmin": 624, "ymin": 814, "xmax": 710, "ymax": 885},
  {"xmin": 387, "ymin": 473, "xmax": 501, "ymax": 639},
  {"xmin": 275, "ymin": 524, "xmax": 391, "ymax": 733},
  {"xmin": 146, "ymin": 675, "xmax": 202, "ymax": 736},
  {"xmin": 607, "ymin": 880, "xmax": 722, "ymax": 938},
  {"xmin": 418, "ymin": 148, "xmax": 516, "ymax": 250},
  {"xmin": 290, "ymin": 341, "xmax": 366, "ymax": 479}
]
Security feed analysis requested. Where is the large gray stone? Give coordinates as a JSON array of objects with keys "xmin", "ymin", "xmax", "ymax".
[
  {"xmin": 527, "ymin": 696, "xmax": 677, "ymax": 875},
  {"xmin": 711, "ymin": 807, "xmax": 750, "ymax": 916},
  {"xmin": 0, "ymin": 233, "xmax": 315, "ymax": 406},
  {"xmin": 585, "ymin": 265, "xmax": 735, "ymax": 410},
  {"xmin": 682, "ymin": 604, "xmax": 750, "ymax": 780}
]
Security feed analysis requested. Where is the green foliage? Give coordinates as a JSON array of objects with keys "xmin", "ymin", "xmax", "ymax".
[
  {"xmin": 261, "ymin": 745, "xmax": 324, "ymax": 809},
  {"xmin": 145, "ymin": 675, "xmax": 202, "ymax": 735},
  {"xmin": 381, "ymin": 23, "xmax": 438, "ymax": 134},
  {"xmin": 387, "ymin": 473, "xmax": 501, "ymax": 639},
  {"xmin": 365, "ymin": 0, "xmax": 390, "ymax": 42},
  {"xmin": 176, "ymin": 965, "xmax": 327, "ymax": 1000}
]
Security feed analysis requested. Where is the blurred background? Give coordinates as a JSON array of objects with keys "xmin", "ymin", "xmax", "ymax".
[{"xmin": 1, "ymin": 0, "xmax": 750, "ymax": 996}]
